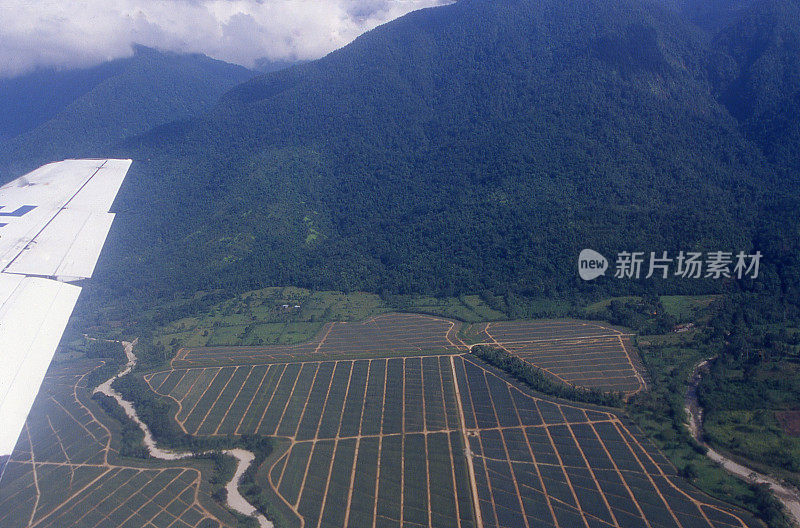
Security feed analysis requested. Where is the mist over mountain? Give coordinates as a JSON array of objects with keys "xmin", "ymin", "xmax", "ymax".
[{"xmin": 0, "ymin": 46, "xmax": 255, "ymax": 179}]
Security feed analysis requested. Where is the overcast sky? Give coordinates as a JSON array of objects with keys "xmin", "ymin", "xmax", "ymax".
[{"xmin": 0, "ymin": 0, "xmax": 450, "ymax": 78}]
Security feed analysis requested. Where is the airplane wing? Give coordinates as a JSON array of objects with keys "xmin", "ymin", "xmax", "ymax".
[{"xmin": 0, "ymin": 159, "xmax": 131, "ymax": 457}]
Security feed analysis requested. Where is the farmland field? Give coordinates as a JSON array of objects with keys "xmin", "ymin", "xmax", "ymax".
[
  {"xmin": 142, "ymin": 314, "xmax": 754, "ymax": 528},
  {"xmin": 0, "ymin": 360, "xmax": 235, "ymax": 528},
  {"xmin": 0, "ymin": 314, "xmax": 758, "ymax": 527},
  {"xmin": 454, "ymin": 356, "xmax": 750, "ymax": 528},
  {"xmin": 172, "ymin": 313, "xmax": 463, "ymax": 367},
  {"xmin": 173, "ymin": 314, "xmax": 647, "ymax": 394},
  {"xmin": 478, "ymin": 320, "xmax": 648, "ymax": 393}
]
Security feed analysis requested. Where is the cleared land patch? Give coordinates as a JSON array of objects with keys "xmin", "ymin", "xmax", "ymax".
[
  {"xmin": 0, "ymin": 361, "xmax": 233, "ymax": 528},
  {"xmin": 482, "ymin": 320, "xmax": 648, "ymax": 393}
]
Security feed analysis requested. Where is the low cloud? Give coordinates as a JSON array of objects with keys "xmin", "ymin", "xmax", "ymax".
[{"xmin": 0, "ymin": 0, "xmax": 450, "ymax": 77}]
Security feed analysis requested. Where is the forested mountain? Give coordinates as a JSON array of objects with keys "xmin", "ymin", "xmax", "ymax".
[
  {"xmin": 0, "ymin": 46, "xmax": 255, "ymax": 178},
  {"xmin": 0, "ymin": 0, "xmax": 782, "ymax": 321},
  {"xmin": 80, "ymin": 0, "xmax": 800, "ymax": 314}
]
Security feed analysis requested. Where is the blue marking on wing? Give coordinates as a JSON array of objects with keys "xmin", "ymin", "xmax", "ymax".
[{"xmin": 0, "ymin": 205, "xmax": 36, "ymax": 217}]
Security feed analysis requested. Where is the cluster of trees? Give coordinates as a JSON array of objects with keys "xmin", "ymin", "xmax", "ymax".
[
  {"xmin": 111, "ymin": 374, "xmax": 188, "ymax": 447},
  {"xmin": 595, "ymin": 296, "xmax": 677, "ymax": 335},
  {"xmin": 695, "ymin": 291, "xmax": 800, "ymax": 474},
  {"xmin": 92, "ymin": 393, "xmax": 148, "ymax": 458},
  {"xmin": 83, "ymin": 342, "xmax": 127, "ymax": 389},
  {"xmin": 86, "ymin": 339, "xmax": 125, "ymax": 359},
  {"xmin": 237, "ymin": 436, "xmax": 293, "ymax": 528}
]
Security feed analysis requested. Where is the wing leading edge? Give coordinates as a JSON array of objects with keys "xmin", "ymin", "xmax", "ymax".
[{"xmin": 0, "ymin": 159, "xmax": 130, "ymax": 457}]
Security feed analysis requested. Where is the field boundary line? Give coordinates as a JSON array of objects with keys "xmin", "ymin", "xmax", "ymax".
[
  {"xmin": 449, "ymin": 356, "xmax": 484, "ymax": 528},
  {"xmin": 336, "ymin": 361, "xmax": 356, "ymax": 438},
  {"xmin": 267, "ymin": 445, "xmax": 302, "ymax": 526},
  {"xmin": 311, "ymin": 361, "xmax": 338, "ymax": 439},
  {"xmin": 400, "ymin": 358, "xmax": 406, "ymax": 527},
  {"xmin": 81, "ymin": 469, "xmax": 152, "ymax": 528},
  {"xmin": 272, "ymin": 364, "xmax": 308, "ymax": 436},
  {"xmin": 485, "ymin": 334, "xmax": 634, "ymax": 346},
  {"xmin": 559, "ymin": 407, "xmax": 621, "ymax": 527},
  {"xmin": 617, "ymin": 334, "xmax": 647, "ymax": 394},
  {"xmin": 607, "ymin": 421, "xmax": 686, "ymax": 527},
  {"xmin": 46, "ymin": 415, "xmax": 75, "ymax": 488},
  {"xmin": 48, "ymin": 396, "xmax": 102, "ymax": 444},
  {"xmin": 180, "ymin": 367, "xmax": 221, "ymax": 429},
  {"xmin": 25, "ymin": 425, "xmax": 41, "ymax": 526},
  {"xmin": 357, "ymin": 360, "xmax": 373, "ymax": 437},
  {"xmin": 292, "ymin": 362, "xmax": 324, "ymax": 438},
  {"xmin": 507, "ymin": 386, "xmax": 561, "ymax": 528},
  {"xmin": 313, "ymin": 323, "xmax": 336, "ymax": 354},
  {"xmin": 583, "ymin": 413, "xmax": 653, "ymax": 528},
  {"xmin": 342, "ymin": 436, "xmax": 361, "ymax": 528},
  {"xmin": 64, "ymin": 468, "xmax": 143, "ymax": 527},
  {"xmin": 159, "ymin": 369, "xmax": 187, "ymax": 393},
  {"xmin": 291, "ymin": 361, "xmax": 341, "ymax": 512},
  {"xmin": 196, "ymin": 367, "xmax": 238, "ymax": 434},
  {"xmin": 615, "ymin": 422, "xmax": 750, "ymax": 527},
  {"xmin": 112, "ymin": 470, "xmax": 187, "ymax": 528},
  {"xmin": 29, "ymin": 466, "xmax": 114, "ymax": 527},
  {"xmin": 315, "ymin": 438, "xmax": 340, "ymax": 528},
  {"xmin": 372, "ymin": 360, "xmax": 390, "ymax": 528},
  {"xmin": 439, "ymin": 357, "xmax": 465, "ymax": 526},
  {"xmin": 254, "ymin": 364, "xmax": 290, "ymax": 434},
  {"xmin": 293, "ymin": 442, "xmax": 316, "ymax": 513}
]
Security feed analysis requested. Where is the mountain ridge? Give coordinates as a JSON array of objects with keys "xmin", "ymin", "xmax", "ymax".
[{"xmin": 0, "ymin": 46, "xmax": 256, "ymax": 180}]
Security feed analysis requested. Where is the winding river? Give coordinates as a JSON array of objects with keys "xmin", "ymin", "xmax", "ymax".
[
  {"xmin": 686, "ymin": 359, "xmax": 800, "ymax": 526},
  {"xmin": 94, "ymin": 341, "xmax": 272, "ymax": 528}
]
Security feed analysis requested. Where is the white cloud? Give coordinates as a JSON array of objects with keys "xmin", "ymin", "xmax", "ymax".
[{"xmin": 0, "ymin": 0, "xmax": 449, "ymax": 77}]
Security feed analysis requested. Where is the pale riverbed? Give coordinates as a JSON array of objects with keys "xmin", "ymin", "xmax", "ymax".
[
  {"xmin": 686, "ymin": 359, "xmax": 800, "ymax": 526},
  {"xmin": 94, "ymin": 341, "xmax": 272, "ymax": 528}
]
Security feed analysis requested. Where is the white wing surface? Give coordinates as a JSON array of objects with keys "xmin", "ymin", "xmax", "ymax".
[{"xmin": 0, "ymin": 159, "xmax": 130, "ymax": 456}]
